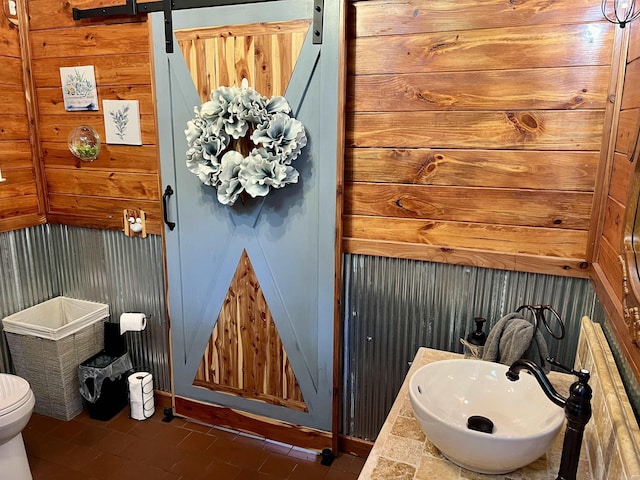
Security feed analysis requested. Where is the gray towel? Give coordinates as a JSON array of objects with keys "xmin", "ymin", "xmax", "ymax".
[{"xmin": 482, "ymin": 312, "xmax": 550, "ymax": 373}]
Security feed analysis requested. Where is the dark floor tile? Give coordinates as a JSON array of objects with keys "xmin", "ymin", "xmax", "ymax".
[
  {"xmin": 259, "ymin": 452, "xmax": 299, "ymax": 477},
  {"xmin": 206, "ymin": 435, "xmax": 270, "ymax": 469},
  {"xmin": 82, "ymin": 452, "xmax": 126, "ymax": 480},
  {"xmin": 176, "ymin": 430, "xmax": 217, "ymax": 453},
  {"xmin": 169, "ymin": 451, "xmax": 214, "ymax": 478},
  {"xmin": 104, "ymin": 411, "xmax": 137, "ymax": 434},
  {"xmin": 22, "ymin": 412, "xmax": 365, "ymax": 480},
  {"xmin": 204, "ymin": 459, "xmax": 243, "ymax": 479},
  {"xmin": 324, "ymin": 468, "xmax": 360, "ymax": 480},
  {"xmin": 109, "ymin": 457, "xmax": 181, "ymax": 480},
  {"xmin": 288, "ymin": 462, "xmax": 330, "ymax": 480}
]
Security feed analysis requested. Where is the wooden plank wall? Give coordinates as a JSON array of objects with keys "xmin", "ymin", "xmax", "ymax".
[
  {"xmin": 592, "ymin": 23, "xmax": 640, "ymax": 382},
  {"xmin": 344, "ymin": 0, "xmax": 614, "ymax": 278},
  {"xmin": 27, "ymin": 0, "xmax": 162, "ymax": 233},
  {"xmin": 0, "ymin": 10, "xmax": 44, "ymax": 232}
]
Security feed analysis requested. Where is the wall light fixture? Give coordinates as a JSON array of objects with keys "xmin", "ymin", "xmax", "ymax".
[{"xmin": 602, "ymin": 0, "xmax": 640, "ymax": 28}]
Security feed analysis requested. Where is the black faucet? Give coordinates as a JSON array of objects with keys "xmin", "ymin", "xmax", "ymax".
[{"xmin": 506, "ymin": 358, "xmax": 592, "ymax": 480}]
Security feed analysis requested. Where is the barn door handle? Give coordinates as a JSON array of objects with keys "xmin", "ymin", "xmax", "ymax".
[{"xmin": 162, "ymin": 185, "xmax": 176, "ymax": 231}]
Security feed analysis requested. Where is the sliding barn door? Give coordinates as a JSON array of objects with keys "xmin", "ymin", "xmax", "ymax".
[{"xmin": 151, "ymin": 1, "xmax": 341, "ymax": 440}]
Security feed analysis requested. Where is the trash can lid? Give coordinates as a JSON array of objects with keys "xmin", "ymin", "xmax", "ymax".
[{"xmin": 0, "ymin": 374, "xmax": 32, "ymax": 416}]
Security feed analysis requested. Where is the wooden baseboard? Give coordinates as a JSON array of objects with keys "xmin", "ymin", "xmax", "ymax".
[
  {"xmin": 174, "ymin": 396, "xmax": 332, "ymax": 452},
  {"xmin": 338, "ymin": 434, "xmax": 373, "ymax": 457},
  {"xmin": 154, "ymin": 390, "xmax": 172, "ymax": 411}
]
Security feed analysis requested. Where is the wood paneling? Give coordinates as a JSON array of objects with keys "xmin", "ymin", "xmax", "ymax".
[
  {"xmin": 345, "ymin": 216, "xmax": 588, "ymax": 259},
  {"xmin": 26, "ymin": 6, "xmax": 160, "ymax": 233},
  {"xmin": 32, "ymin": 54, "xmax": 152, "ymax": 87},
  {"xmin": 349, "ymin": 111, "xmax": 604, "ymax": 150},
  {"xmin": 349, "ymin": 67, "xmax": 609, "ymax": 112},
  {"xmin": 194, "ymin": 250, "xmax": 307, "ymax": 412},
  {"xmin": 346, "ymin": 184, "xmax": 592, "ymax": 230},
  {"xmin": 592, "ymin": 20, "xmax": 640, "ymax": 384},
  {"xmin": 37, "ymin": 85, "xmax": 155, "ymax": 115},
  {"xmin": 346, "ymin": 0, "xmax": 613, "ymax": 273},
  {"xmin": 175, "ymin": 20, "xmax": 309, "ymax": 100},
  {"xmin": 0, "ymin": 11, "xmax": 43, "ymax": 232},
  {"xmin": 346, "ymin": 149, "xmax": 598, "ymax": 191},
  {"xmin": 351, "ymin": 0, "xmax": 604, "ymax": 37},
  {"xmin": 42, "ymin": 143, "xmax": 158, "ymax": 173},
  {"xmin": 351, "ymin": 24, "xmax": 613, "ymax": 75}
]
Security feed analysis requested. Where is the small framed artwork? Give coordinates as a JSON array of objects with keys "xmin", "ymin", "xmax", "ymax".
[
  {"xmin": 103, "ymin": 100, "xmax": 142, "ymax": 145},
  {"xmin": 60, "ymin": 65, "xmax": 98, "ymax": 111}
]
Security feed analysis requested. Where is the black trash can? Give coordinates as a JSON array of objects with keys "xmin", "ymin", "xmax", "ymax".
[{"xmin": 79, "ymin": 351, "xmax": 133, "ymax": 421}]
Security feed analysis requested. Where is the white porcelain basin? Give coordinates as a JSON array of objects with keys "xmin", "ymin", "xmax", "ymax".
[{"xmin": 409, "ymin": 359, "xmax": 564, "ymax": 474}]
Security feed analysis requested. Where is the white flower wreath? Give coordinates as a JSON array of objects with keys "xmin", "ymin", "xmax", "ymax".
[{"xmin": 184, "ymin": 78, "xmax": 307, "ymax": 206}]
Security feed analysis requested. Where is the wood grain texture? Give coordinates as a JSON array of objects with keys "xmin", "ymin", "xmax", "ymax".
[
  {"xmin": 346, "ymin": 149, "xmax": 598, "ymax": 191},
  {"xmin": 45, "ymin": 169, "xmax": 159, "ymax": 200},
  {"xmin": 621, "ymin": 57, "xmax": 640, "ymax": 110},
  {"xmin": 27, "ymin": 0, "xmax": 153, "ymax": 30},
  {"xmin": 344, "ymin": 215, "xmax": 588, "ymax": 258},
  {"xmin": 615, "ymin": 108, "xmax": 640, "ymax": 156},
  {"xmin": 597, "ymin": 237, "xmax": 624, "ymax": 302},
  {"xmin": 349, "ymin": 67, "xmax": 609, "ymax": 112},
  {"xmin": 601, "ymin": 196, "xmax": 625, "ymax": 248},
  {"xmin": 175, "ymin": 396, "xmax": 331, "ymax": 451},
  {"xmin": 38, "ymin": 114, "xmax": 156, "ymax": 144},
  {"xmin": 348, "ymin": 111, "xmax": 605, "ymax": 150},
  {"xmin": 0, "ymin": 16, "xmax": 20, "ymax": 58},
  {"xmin": 42, "ymin": 143, "xmax": 158, "ymax": 173},
  {"xmin": 351, "ymin": 24, "xmax": 613, "ymax": 75},
  {"xmin": 346, "ymin": 184, "xmax": 592, "ymax": 230},
  {"xmin": 0, "ymin": 115, "xmax": 31, "ymax": 141},
  {"xmin": 343, "ymin": 238, "xmax": 590, "ymax": 279},
  {"xmin": 47, "ymin": 195, "xmax": 162, "ymax": 234},
  {"xmin": 0, "ymin": 169, "xmax": 37, "ymax": 199},
  {"xmin": 32, "ymin": 54, "xmax": 152, "ymax": 87},
  {"xmin": 0, "ymin": 196, "xmax": 40, "ymax": 218},
  {"xmin": 37, "ymin": 85, "xmax": 155, "ymax": 115},
  {"xmin": 0, "ymin": 141, "xmax": 34, "ymax": 169},
  {"xmin": 30, "ymin": 23, "xmax": 150, "ymax": 58},
  {"xmin": 0, "ymin": 57, "xmax": 24, "ymax": 85},
  {"xmin": 609, "ymin": 152, "xmax": 635, "ymax": 204},
  {"xmin": 193, "ymin": 250, "xmax": 307, "ymax": 412},
  {"xmin": 0, "ymin": 86, "xmax": 28, "ymax": 115},
  {"xmin": 351, "ymin": 0, "xmax": 605, "ymax": 37},
  {"xmin": 175, "ymin": 21, "xmax": 309, "ymax": 100}
]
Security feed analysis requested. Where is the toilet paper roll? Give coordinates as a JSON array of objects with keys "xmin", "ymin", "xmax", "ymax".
[
  {"xmin": 128, "ymin": 371, "xmax": 155, "ymax": 420},
  {"xmin": 120, "ymin": 313, "xmax": 147, "ymax": 334}
]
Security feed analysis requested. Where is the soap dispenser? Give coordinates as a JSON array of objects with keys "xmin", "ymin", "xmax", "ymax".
[{"xmin": 464, "ymin": 317, "xmax": 487, "ymax": 359}]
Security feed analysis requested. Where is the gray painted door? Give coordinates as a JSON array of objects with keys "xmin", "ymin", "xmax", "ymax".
[{"xmin": 152, "ymin": 1, "xmax": 340, "ymax": 431}]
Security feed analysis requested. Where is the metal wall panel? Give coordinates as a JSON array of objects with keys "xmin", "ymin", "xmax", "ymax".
[
  {"xmin": 0, "ymin": 226, "xmax": 58, "ymax": 372},
  {"xmin": 0, "ymin": 225, "xmax": 170, "ymax": 391},
  {"xmin": 341, "ymin": 254, "xmax": 599, "ymax": 440}
]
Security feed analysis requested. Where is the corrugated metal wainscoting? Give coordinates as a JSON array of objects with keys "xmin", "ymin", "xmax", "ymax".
[
  {"xmin": 341, "ymin": 254, "xmax": 599, "ymax": 441},
  {"xmin": 0, "ymin": 224, "xmax": 170, "ymax": 391}
]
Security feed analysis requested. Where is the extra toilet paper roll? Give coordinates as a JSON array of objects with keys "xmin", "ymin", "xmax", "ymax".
[
  {"xmin": 128, "ymin": 371, "xmax": 155, "ymax": 421},
  {"xmin": 120, "ymin": 313, "xmax": 147, "ymax": 334}
]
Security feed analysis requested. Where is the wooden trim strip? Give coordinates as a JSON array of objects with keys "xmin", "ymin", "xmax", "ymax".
[
  {"xmin": 338, "ymin": 434, "xmax": 373, "ymax": 458},
  {"xmin": 343, "ymin": 238, "xmax": 591, "ymax": 278},
  {"xmin": 174, "ymin": 396, "xmax": 332, "ymax": 452},
  {"xmin": 332, "ymin": 0, "xmax": 348, "ymax": 458}
]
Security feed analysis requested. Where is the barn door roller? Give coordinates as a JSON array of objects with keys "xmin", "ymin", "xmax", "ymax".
[{"xmin": 72, "ymin": 0, "xmax": 325, "ymax": 53}]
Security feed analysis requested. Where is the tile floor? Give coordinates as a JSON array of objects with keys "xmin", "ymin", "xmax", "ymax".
[{"xmin": 22, "ymin": 408, "xmax": 365, "ymax": 480}]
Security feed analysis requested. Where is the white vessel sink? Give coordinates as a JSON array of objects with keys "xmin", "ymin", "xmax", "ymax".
[{"xmin": 409, "ymin": 359, "xmax": 564, "ymax": 474}]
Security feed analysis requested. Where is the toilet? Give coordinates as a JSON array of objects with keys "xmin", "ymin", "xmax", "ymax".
[{"xmin": 0, "ymin": 374, "xmax": 35, "ymax": 480}]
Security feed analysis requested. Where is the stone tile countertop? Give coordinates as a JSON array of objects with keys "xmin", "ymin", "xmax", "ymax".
[{"xmin": 357, "ymin": 347, "xmax": 591, "ymax": 480}]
